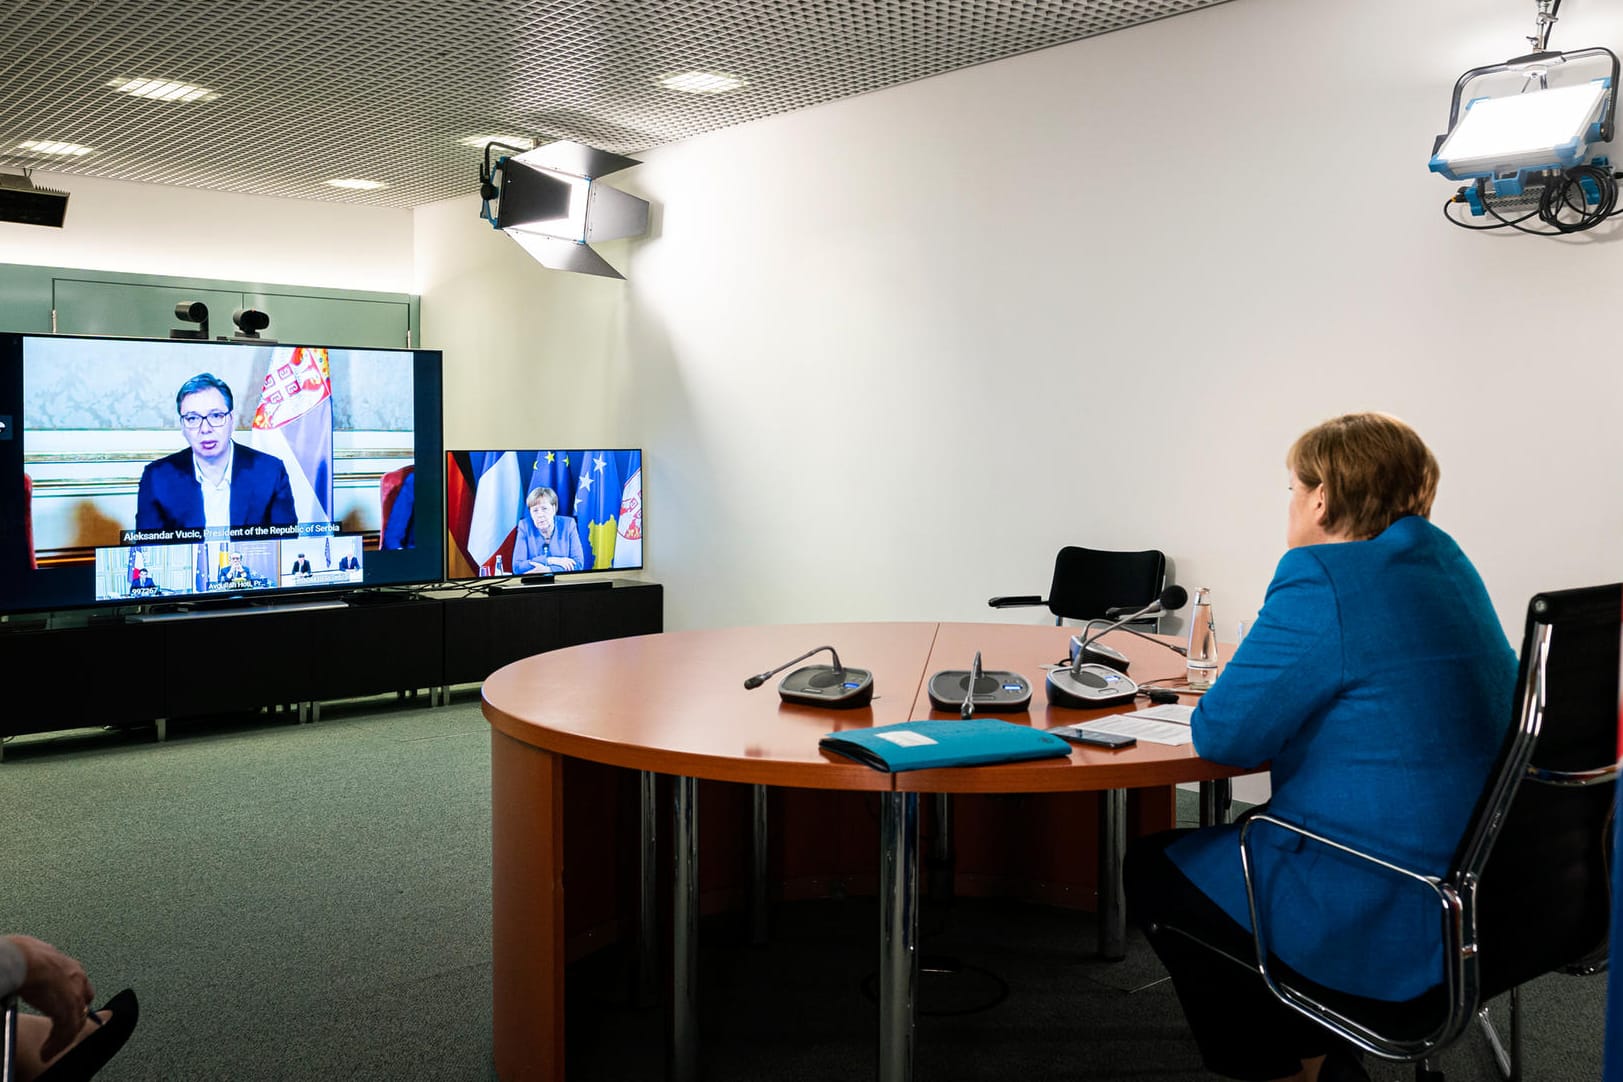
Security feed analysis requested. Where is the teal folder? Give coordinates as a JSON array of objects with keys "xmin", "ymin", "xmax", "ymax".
[{"xmin": 819, "ymin": 719, "xmax": 1072, "ymax": 772}]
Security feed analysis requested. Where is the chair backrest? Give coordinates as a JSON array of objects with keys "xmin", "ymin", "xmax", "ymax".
[
  {"xmin": 1460, "ymin": 582, "xmax": 1620, "ymax": 999},
  {"xmin": 380, "ymin": 463, "xmax": 415, "ymax": 534},
  {"xmin": 1045, "ymin": 546, "xmax": 1165, "ymax": 623}
]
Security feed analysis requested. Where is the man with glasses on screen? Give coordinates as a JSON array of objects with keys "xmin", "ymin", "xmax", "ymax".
[{"xmin": 135, "ymin": 373, "xmax": 297, "ymax": 534}]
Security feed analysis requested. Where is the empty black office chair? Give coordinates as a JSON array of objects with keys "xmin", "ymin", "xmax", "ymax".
[
  {"xmin": 988, "ymin": 546, "xmax": 1167, "ymax": 628},
  {"xmin": 1188, "ymin": 582, "xmax": 1618, "ymax": 1081}
]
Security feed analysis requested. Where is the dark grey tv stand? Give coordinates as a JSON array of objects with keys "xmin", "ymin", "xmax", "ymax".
[{"xmin": 0, "ymin": 580, "xmax": 662, "ymax": 758}]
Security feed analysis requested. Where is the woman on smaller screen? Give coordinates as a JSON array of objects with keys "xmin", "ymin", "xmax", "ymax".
[{"xmin": 514, "ymin": 486, "xmax": 584, "ymax": 574}]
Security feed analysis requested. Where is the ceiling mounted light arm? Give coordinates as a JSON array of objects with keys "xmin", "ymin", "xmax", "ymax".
[{"xmin": 1528, "ymin": 0, "xmax": 1561, "ymax": 55}]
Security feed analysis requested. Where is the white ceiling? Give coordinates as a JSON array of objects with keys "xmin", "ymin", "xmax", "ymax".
[{"xmin": 0, "ymin": 0, "xmax": 1231, "ymax": 209}]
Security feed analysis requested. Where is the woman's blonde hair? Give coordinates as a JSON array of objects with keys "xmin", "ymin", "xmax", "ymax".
[{"xmin": 1286, "ymin": 413, "xmax": 1438, "ymax": 540}]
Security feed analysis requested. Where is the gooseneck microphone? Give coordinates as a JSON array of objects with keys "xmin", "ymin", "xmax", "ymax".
[
  {"xmin": 1046, "ymin": 585, "xmax": 1189, "ymax": 709},
  {"xmin": 745, "ymin": 645, "xmax": 874, "ymax": 708},
  {"xmin": 1073, "ymin": 585, "xmax": 1190, "ymax": 674},
  {"xmin": 926, "ymin": 649, "xmax": 1032, "ymax": 714},
  {"xmin": 960, "ymin": 651, "xmax": 983, "ymax": 719},
  {"xmin": 1103, "ymin": 586, "xmax": 1189, "ymax": 619},
  {"xmin": 745, "ymin": 645, "xmax": 843, "ymax": 689}
]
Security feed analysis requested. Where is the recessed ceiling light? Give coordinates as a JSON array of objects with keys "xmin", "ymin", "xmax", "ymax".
[
  {"xmin": 16, "ymin": 140, "xmax": 93, "ymax": 157},
  {"xmin": 459, "ymin": 135, "xmax": 536, "ymax": 151},
  {"xmin": 658, "ymin": 71, "xmax": 746, "ymax": 94},
  {"xmin": 106, "ymin": 77, "xmax": 219, "ymax": 103},
  {"xmin": 326, "ymin": 178, "xmax": 388, "ymax": 191}
]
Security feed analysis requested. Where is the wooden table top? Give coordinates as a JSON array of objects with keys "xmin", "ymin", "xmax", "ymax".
[{"xmin": 481, "ymin": 620, "xmax": 1256, "ymax": 793}]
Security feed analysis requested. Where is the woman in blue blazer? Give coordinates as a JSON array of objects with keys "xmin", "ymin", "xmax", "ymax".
[{"xmin": 1125, "ymin": 413, "xmax": 1516, "ymax": 1082}]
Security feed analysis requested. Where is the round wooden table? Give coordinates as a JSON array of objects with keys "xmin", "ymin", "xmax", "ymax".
[{"xmin": 483, "ymin": 620, "xmax": 1255, "ymax": 1082}]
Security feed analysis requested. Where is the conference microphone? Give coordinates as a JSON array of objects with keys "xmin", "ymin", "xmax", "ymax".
[
  {"xmin": 1073, "ymin": 585, "xmax": 1191, "ymax": 674},
  {"xmin": 1046, "ymin": 586, "xmax": 1190, "ymax": 710},
  {"xmin": 927, "ymin": 649, "xmax": 1032, "ymax": 714},
  {"xmin": 744, "ymin": 645, "xmax": 874, "ymax": 709}
]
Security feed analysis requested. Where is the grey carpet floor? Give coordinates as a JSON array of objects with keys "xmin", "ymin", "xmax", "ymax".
[{"xmin": 3, "ymin": 697, "xmax": 1608, "ymax": 1080}]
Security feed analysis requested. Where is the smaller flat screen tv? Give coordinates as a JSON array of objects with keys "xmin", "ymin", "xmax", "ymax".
[{"xmin": 445, "ymin": 449, "xmax": 642, "ymax": 579}]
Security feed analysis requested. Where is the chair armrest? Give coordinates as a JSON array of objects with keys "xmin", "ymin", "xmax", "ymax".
[
  {"xmin": 1238, "ymin": 814, "xmax": 1472, "ymax": 1061},
  {"xmin": 4, "ymin": 991, "xmax": 18, "ymax": 1082},
  {"xmin": 1525, "ymin": 759, "xmax": 1620, "ymax": 787},
  {"xmin": 987, "ymin": 594, "xmax": 1043, "ymax": 609},
  {"xmin": 1240, "ymin": 814, "xmax": 1441, "ymax": 893}
]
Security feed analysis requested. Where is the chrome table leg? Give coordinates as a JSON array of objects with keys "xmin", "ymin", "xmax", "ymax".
[{"xmin": 879, "ymin": 792, "xmax": 919, "ymax": 1082}]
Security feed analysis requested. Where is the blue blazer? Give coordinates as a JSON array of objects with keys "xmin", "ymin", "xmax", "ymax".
[
  {"xmin": 1168, "ymin": 516, "xmax": 1516, "ymax": 1001},
  {"xmin": 135, "ymin": 444, "xmax": 298, "ymax": 532},
  {"xmin": 514, "ymin": 514, "xmax": 584, "ymax": 573}
]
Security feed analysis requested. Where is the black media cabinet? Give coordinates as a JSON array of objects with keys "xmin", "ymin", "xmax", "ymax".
[{"xmin": 0, "ymin": 580, "xmax": 662, "ymax": 755}]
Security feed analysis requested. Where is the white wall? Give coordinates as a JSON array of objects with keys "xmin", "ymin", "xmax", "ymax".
[
  {"xmin": 415, "ymin": 0, "xmax": 1623, "ymax": 654},
  {"xmin": 1, "ymin": 172, "xmax": 414, "ymax": 292}
]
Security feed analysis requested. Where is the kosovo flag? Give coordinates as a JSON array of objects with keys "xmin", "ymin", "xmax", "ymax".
[{"xmin": 579, "ymin": 451, "xmax": 632, "ymax": 570}]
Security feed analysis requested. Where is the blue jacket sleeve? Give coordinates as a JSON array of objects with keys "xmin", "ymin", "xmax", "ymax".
[
  {"xmin": 1190, "ymin": 547, "xmax": 1343, "ymax": 768},
  {"xmin": 562, "ymin": 518, "xmax": 585, "ymax": 569},
  {"xmin": 512, "ymin": 524, "xmax": 536, "ymax": 572}
]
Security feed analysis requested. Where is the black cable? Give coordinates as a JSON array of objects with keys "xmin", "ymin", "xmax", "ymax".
[
  {"xmin": 1445, "ymin": 168, "xmax": 1623, "ymax": 235},
  {"xmin": 1539, "ymin": 164, "xmax": 1620, "ymax": 232}
]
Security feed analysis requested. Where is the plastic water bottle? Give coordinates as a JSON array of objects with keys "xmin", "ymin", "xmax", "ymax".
[
  {"xmin": 493, "ymin": 555, "xmax": 505, "ymax": 576},
  {"xmin": 1186, "ymin": 587, "xmax": 1218, "ymax": 688}
]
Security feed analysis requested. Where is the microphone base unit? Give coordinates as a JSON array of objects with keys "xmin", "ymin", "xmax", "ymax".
[
  {"xmin": 1071, "ymin": 635, "xmax": 1130, "ymax": 673},
  {"xmin": 1047, "ymin": 663, "xmax": 1139, "ymax": 709},
  {"xmin": 926, "ymin": 669, "xmax": 1032, "ymax": 713},
  {"xmin": 778, "ymin": 665, "xmax": 875, "ymax": 709}
]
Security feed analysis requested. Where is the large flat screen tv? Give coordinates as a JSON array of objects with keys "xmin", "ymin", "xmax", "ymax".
[
  {"xmin": 446, "ymin": 449, "xmax": 642, "ymax": 579},
  {"xmin": 0, "ymin": 332, "xmax": 444, "ymax": 614}
]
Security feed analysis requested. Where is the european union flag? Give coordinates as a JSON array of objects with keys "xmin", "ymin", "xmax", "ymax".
[{"xmin": 528, "ymin": 450, "xmax": 576, "ymax": 514}]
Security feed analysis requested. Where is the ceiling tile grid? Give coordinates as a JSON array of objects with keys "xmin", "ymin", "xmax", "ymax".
[{"xmin": 0, "ymin": 0, "xmax": 1229, "ymax": 208}]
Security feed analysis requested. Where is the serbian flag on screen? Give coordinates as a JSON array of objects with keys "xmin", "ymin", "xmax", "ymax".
[
  {"xmin": 612, "ymin": 466, "xmax": 642, "ymax": 569},
  {"xmin": 1604, "ymin": 602, "xmax": 1623, "ymax": 1082},
  {"xmin": 249, "ymin": 347, "xmax": 333, "ymax": 522},
  {"xmin": 449, "ymin": 451, "xmax": 525, "ymax": 575}
]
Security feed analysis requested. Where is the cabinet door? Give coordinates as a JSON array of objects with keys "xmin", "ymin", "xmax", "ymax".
[
  {"xmin": 53, "ymin": 279, "xmax": 243, "ymax": 339},
  {"xmin": 242, "ymin": 292, "xmax": 410, "ymax": 349},
  {"xmin": 0, "ymin": 264, "xmax": 55, "ymax": 332}
]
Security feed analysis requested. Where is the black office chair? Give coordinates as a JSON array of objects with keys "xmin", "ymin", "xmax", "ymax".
[
  {"xmin": 1182, "ymin": 582, "xmax": 1619, "ymax": 1081},
  {"xmin": 988, "ymin": 546, "xmax": 1167, "ymax": 628}
]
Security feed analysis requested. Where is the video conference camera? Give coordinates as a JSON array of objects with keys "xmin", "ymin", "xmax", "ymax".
[
  {"xmin": 232, "ymin": 307, "xmax": 270, "ymax": 339},
  {"xmin": 171, "ymin": 301, "xmax": 210, "ymax": 340}
]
